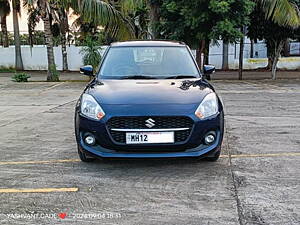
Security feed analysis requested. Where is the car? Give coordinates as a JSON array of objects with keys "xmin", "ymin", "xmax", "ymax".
[{"xmin": 75, "ymin": 40, "xmax": 224, "ymax": 162}]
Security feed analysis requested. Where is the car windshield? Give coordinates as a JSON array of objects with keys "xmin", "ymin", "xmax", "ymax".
[{"xmin": 98, "ymin": 46, "xmax": 200, "ymax": 79}]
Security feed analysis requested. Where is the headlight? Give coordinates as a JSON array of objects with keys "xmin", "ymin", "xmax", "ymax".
[
  {"xmin": 195, "ymin": 93, "xmax": 218, "ymax": 119},
  {"xmin": 81, "ymin": 94, "xmax": 105, "ymax": 120}
]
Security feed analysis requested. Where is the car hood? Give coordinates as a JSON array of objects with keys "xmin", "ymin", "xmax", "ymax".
[{"xmin": 88, "ymin": 79, "xmax": 213, "ymax": 105}]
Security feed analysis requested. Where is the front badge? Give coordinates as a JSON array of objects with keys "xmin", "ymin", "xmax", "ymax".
[{"xmin": 145, "ymin": 118, "xmax": 155, "ymax": 128}]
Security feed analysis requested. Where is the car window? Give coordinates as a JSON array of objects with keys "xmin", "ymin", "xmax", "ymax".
[
  {"xmin": 134, "ymin": 48, "xmax": 164, "ymax": 64},
  {"xmin": 98, "ymin": 46, "xmax": 200, "ymax": 78}
]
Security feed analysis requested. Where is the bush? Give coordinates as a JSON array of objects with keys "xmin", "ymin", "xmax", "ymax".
[
  {"xmin": 12, "ymin": 73, "xmax": 31, "ymax": 82},
  {"xmin": 79, "ymin": 37, "xmax": 102, "ymax": 73}
]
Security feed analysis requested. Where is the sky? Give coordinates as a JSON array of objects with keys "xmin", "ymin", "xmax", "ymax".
[
  {"xmin": 6, "ymin": 4, "xmax": 75, "ymax": 33},
  {"xmin": 6, "ymin": 5, "xmax": 44, "ymax": 33}
]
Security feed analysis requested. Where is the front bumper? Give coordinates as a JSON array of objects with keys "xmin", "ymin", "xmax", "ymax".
[
  {"xmin": 75, "ymin": 109, "xmax": 224, "ymax": 158},
  {"xmin": 79, "ymin": 131, "xmax": 222, "ymax": 158}
]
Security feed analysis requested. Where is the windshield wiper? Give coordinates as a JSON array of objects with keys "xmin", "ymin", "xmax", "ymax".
[
  {"xmin": 121, "ymin": 75, "xmax": 157, "ymax": 80},
  {"xmin": 165, "ymin": 75, "xmax": 198, "ymax": 79}
]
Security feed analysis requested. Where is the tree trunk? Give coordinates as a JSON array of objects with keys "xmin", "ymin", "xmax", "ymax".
[
  {"xmin": 267, "ymin": 57, "xmax": 273, "ymax": 71},
  {"xmin": 196, "ymin": 40, "xmax": 205, "ymax": 71},
  {"xmin": 283, "ymin": 39, "xmax": 290, "ymax": 57},
  {"xmin": 204, "ymin": 39, "xmax": 210, "ymax": 65},
  {"xmin": 61, "ymin": 34, "xmax": 68, "ymax": 71},
  {"xmin": 148, "ymin": 1, "xmax": 160, "ymax": 39},
  {"xmin": 1, "ymin": 16, "xmax": 9, "ymax": 47},
  {"xmin": 60, "ymin": 9, "xmax": 69, "ymax": 71},
  {"xmin": 238, "ymin": 29, "xmax": 245, "ymax": 80},
  {"xmin": 271, "ymin": 41, "xmax": 285, "ymax": 80},
  {"xmin": 250, "ymin": 39, "xmax": 254, "ymax": 58},
  {"xmin": 43, "ymin": 17, "xmax": 58, "ymax": 81},
  {"xmin": 222, "ymin": 41, "xmax": 229, "ymax": 70},
  {"xmin": 12, "ymin": 0, "xmax": 23, "ymax": 70}
]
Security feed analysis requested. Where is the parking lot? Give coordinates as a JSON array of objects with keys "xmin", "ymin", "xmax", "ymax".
[{"xmin": 0, "ymin": 74, "xmax": 299, "ymax": 224}]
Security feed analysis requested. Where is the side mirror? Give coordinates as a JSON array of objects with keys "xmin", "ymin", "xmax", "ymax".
[
  {"xmin": 203, "ymin": 65, "xmax": 215, "ymax": 75},
  {"xmin": 80, "ymin": 65, "xmax": 94, "ymax": 76}
]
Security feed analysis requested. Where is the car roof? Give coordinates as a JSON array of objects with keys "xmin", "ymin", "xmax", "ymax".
[{"xmin": 110, "ymin": 40, "xmax": 186, "ymax": 47}]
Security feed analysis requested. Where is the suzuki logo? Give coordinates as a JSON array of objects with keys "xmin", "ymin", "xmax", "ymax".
[{"xmin": 145, "ymin": 118, "xmax": 155, "ymax": 128}]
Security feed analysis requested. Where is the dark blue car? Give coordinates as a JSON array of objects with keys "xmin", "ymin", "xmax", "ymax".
[{"xmin": 75, "ymin": 41, "xmax": 224, "ymax": 162}]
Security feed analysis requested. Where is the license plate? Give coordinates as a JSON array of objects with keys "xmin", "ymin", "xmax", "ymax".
[{"xmin": 126, "ymin": 132, "xmax": 174, "ymax": 144}]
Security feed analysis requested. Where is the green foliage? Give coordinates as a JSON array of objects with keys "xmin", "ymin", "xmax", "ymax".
[
  {"xmin": 118, "ymin": 0, "xmax": 144, "ymax": 15},
  {"xmin": 0, "ymin": 32, "xmax": 14, "ymax": 46},
  {"xmin": 0, "ymin": 31, "xmax": 45, "ymax": 46},
  {"xmin": 118, "ymin": 0, "xmax": 150, "ymax": 39},
  {"xmin": 20, "ymin": 32, "xmax": 45, "ymax": 45},
  {"xmin": 158, "ymin": 0, "xmax": 255, "ymax": 49},
  {"xmin": 25, "ymin": 0, "xmax": 135, "ymax": 47},
  {"xmin": 79, "ymin": 37, "xmax": 102, "ymax": 72},
  {"xmin": 12, "ymin": 73, "xmax": 31, "ymax": 82},
  {"xmin": 210, "ymin": 19, "xmax": 243, "ymax": 41},
  {"xmin": 0, "ymin": 0, "xmax": 10, "ymax": 17},
  {"xmin": 258, "ymin": 0, "xmax": 300, "ymax": 28},
  {"xmin": 75, "ymin": 0, "xmax": 135, "ymax": 40},
  {"xmin": 248, "ymin": 1, "xmax": 300, "ymax": 79},
  {"xmin": 248, "ymin": 3, "xmax": 300, "ymax": 57},
  {"xmin": 0, "ymin": 66, "xmax": 16, "ymax": 73},
  {"xmin": 71, "ymin": 22, "xmax": 109, "ymax": 46},
  {"xmin": 248, "ymin": 6, "xmax": 297, "ymax": 41},
  {"xmin": 209, "ymin": 0, "xmax": 232, "ymax": 14},
  {"xmin": 31, "ymin": 31, "xmax": 47, "ymax": 45}
]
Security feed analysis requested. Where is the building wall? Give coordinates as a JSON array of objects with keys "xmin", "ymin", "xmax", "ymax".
[
  {"xmin": 0, "ymin": 45, "xmax": 107, "ymax": 71},
  {"xmin": 208, "ymin": 40, "xmax": 268, "ymax": 69},
  {"xmin": 1, "ymin": 44, "xmax": 300, "ymax": 71}
]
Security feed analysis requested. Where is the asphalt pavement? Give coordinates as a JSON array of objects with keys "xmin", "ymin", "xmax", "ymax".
[{"xmin": 0, "ymin": 73, "xmax": 299, "ymax": 225}]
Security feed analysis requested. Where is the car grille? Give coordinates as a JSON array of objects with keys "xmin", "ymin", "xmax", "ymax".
[{"xmin": 107, "ymin": 116, "xmax": 193, "ymax": 144}]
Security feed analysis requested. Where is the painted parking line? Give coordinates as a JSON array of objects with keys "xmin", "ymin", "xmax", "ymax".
[
  {"xmin": 230, "ymin": 152, "xmax": 300, "ymax": 158},
  {"xmin": 0, "ymin": 187, "xmax": 78, "ymax": 193},
  {"xmin": 241, "ymin": 81, "xmax": 292, "ymax": 92},
  {"xmin": 0, "ymin": 152, "xmax": 299, "ymax": 166},
  {"xmin": 0, "ymin": 159, "xmax": 80, "ymax": 166},
  {"xmin": 39, "ymin": 82, "xmax": 65, "ymax": 93},
  {"xmin": 240, "ymin": 81, "xmax": 261, "ymax": 87}
]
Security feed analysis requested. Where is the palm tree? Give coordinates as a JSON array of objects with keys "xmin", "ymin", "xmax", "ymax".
[
  {"xmin": 148, "ymin": 0, "xmax": 160, "ymax": 39},
  {"xmin": 51, "ymin": 2, "xmax": 70, "ymax": 71},
  {"xmin": 25, "ymin": 0, "xmax": 135, "ymax": 81},
  {"xmin": 0, "ymin": 0, "xmax": 11, "ymax": 47},
  {"xmin": 57, "ymin": 7, "xmax": 69, "ymax": 71},
  {"xmin": 12, "ymin": 0, "xmax": 24, "ymax": 70},
  {"xmin": 25, "ymin": 0, "xmax": 58, "ymax": 81},
  {"xmin": 259, "ymin": 0, "xmax": 300, "ymax": 28},
  {"xmin": 0, "ymin": 0, "xmax": 23, "ymax": 68},
  {"xmin": 27, "ymin": 2, "xmax": 70, "ymax": 72},
  {"xmin": 258, "ymin": 0, "xmax": 300, "ymax": 79},
  {"xmin": 119, "ymin": 0, "xmax": 159, "ymax": 39}
]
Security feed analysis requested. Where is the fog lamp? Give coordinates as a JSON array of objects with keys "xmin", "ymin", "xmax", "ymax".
[
  {"xmin": 204, "ymin": 134, "xmax": 215, "ymax": 145},
  {"xmin": 85, "ymin": 135, "xmax": 96, "ymax": 145}
]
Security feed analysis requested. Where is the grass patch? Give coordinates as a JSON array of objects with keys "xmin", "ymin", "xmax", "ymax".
[
  {"xmin": 0, "ymin": 66, "xmax": 16, "ymax": 73},
  {"xmin": 29, "ymin": 80, "xmax": 88, "ymax": 83}
]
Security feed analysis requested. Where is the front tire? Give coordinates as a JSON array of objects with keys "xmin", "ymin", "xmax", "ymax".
[
  {"xmin": 78, "ymin": 145, "xmax": 96, "ymax": 162},
  {"xmin": 204, "ymin": 146, "xmax": 221, "ymax": 162}
]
